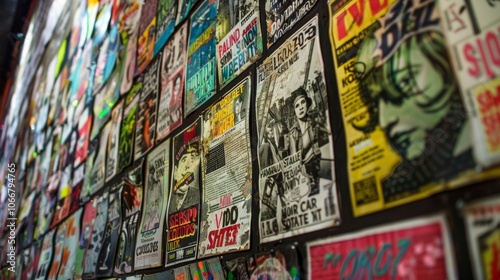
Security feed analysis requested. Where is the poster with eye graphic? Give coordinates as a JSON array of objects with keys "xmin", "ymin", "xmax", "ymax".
[
  {"xmin": 463, "ymin": 195, "xmax": 500, "ymax": 280},
  {"xmin": 256, "ymin": 17, "xmax": 339, "ymax": 243},
  {"xmin": 199, "ymin": 77, "xmax": 252, "ymax": 257},
  {"xmin": 47, "ymin": 220, "xmax": 67, "ymax": 280},
  {"xmin": 114, "ymin": 161, "xmax": 144, "ymax": 275},
  {"xmin": 82, "ymin": 191, "xmax": 109, "ymax": 278},
  {"xmin": 307, "ymin": 215, "xmax": 456, "ymax": 279},
  {"xmin": 326, "ymin": 0, "xmax": 497, "ymax": 217},
  {"xmin": 34, "ymin": 229, "xmax": 55, "ymax": 280},
  {"xmin": 96, "ymin": 187, "xmax": 122, "ymax": 277},
  {"xmin": 185, "ymin": 0, "xmax": 217, "ymax": 116},
  {"xmin": 438, "ymin": 0, "xmax": 500, "ymax": 168},
  {"xmin": 106, "ymin": 100, "xmax": 123, "ymax": 182},
  {"xmin": 157, "ymin": 22, "xmax": 188, "ymax": 140},
  {"xmin": 74, "ymin": 199, "xmax": 98, "ymax": 280},
  {"xmin": 135, "ymin": 139, "xmax": 170, "ymax": 270},
  {"xmin": 136, "ymin": 0, "xmax": 159, "ymax": 74},
  {"xmin": 166, "ymin": 118, "xmax": 202, "ymax": 266},
  {"xmin": 119, "ymin": 82, "xmax": 141, "ymax": 173},
  {"xmin": 216, "ymin": 0, "xmax": 262, "ymax": 88},
  {"xmin": 265, "ymin": 0, "xmax": 318, "ymax": 47},
  {"xmin": 176, "ymin": 0, "xmax": 199, "ymax": 25},
  {"xmin": 155, "ymin": 0, "xmax": 177, "ymax": 55},
  {"xmin": 57, "ymin": 208, "xmax": 82, "ymax": 280},
  {"xmin": 119, "ymin": 0, "xmax": 142, "ymax": 94},
  {"xmin": 134, "ymin": 56, "xmax": 160, "ymax": 161}
]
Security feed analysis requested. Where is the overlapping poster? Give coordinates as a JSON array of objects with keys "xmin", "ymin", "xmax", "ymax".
[
  {"xmin": 216, "ymin": 0, "xmax": 262, "ymax": 88},
  {"xmin": 438, "ymin": 0, "xmax": 500, "ymax": 167},
  {"xmin": 199, "ymin": 77, "xmax": 252, "ymax": 257},
  {"xmin": 250, "ymin": 245, "xmax": 300, "ymax": 279},
  {"xmin": 57, "ymin": 208, "xmax": 82, "ymax": 280},
  {"xmin": 185, "ymin": 0, "xmax": 217, "ymax": 116},
  {"xmin": 134, "ymin": 57, "xmax": 160, "ymax": 161},
  {"xmin": 47, "ymin": 220, "xmax": 67, "ymax": 279},
  {"xmin": 90, "ymin": 122, "xmax": 111, "ymax": 195},
  {"xmin": 307, "ymin": 215, "xmax": 456, "ymax": 279},
  {"xmin": 135, "ymin": 139, "xmax": 170, "ymax": 270},
  {"xmin": 265, "ymin": 0, "xmax": 318, "ymax": 47},
  {"xmin": 118, "ymin": 0, "xmax": 142, "ymax": 94},
  {"xmin": 155, "ymin": 0, "xmax": 177, "ymax": 55},
  {"xmin": 74, "ymin": 199, "xmax": 98, "ymax": 279},
  {"xmin": 74, "ymin": 107, "xmax": 92, "ymax": 167},
  {"xmin": 327, "ymin": 0, "xmax": 490, "ymax": 216},
  {"xmin": 114, "ymin": 161, "xmax": 144, "ymax": 275},
  {"xmin": 256, "ymin": 17, "xmax": 339, "ymax": 242},
  {"xmin": 176, "ymin": 0, "xmax": 199, "ymax": 25},
  {"xmin": 166, "ymin": 119, "xmax": 202, "ymax": 266},
  {"xmin": 157, "ymin": 22, "xmax": 188, "ymax": 140},
  {"xmin": 106, "ymin": 100, "xmax": 123, "ymax": 182},
  {"xmin": 119, "ymin": 83, "xmax": 141, "ymax": 172},
  {"xmin": 136, "ymin": 0, "xmax": 158, "ymax": 74},
  {"xmin": 34, "ymin": 229, "xmax": 55, "ymax": 280},
  {"xmin": 463, "ymin": 195, "xmax": 500, "ymax": 280}
]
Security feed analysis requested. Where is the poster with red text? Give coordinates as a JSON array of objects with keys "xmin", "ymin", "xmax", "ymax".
[{"xmin": 307, "ymin": 215, "xmax": 456, "ymax": 279}]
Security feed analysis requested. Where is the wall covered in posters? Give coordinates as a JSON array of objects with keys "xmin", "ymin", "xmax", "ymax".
[{"xmin": 0, "ymin": 0, "xmax": 499, "ymax": 279}]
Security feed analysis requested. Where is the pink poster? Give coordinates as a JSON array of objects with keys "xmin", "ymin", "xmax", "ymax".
[{"xmin": 307, "ymin": 215, "xmax": 456, "ymax": 279}]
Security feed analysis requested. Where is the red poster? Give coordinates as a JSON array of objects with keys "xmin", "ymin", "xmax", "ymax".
[{"xmin": 307, "ymin": 215, "xmax": 456, "ymax": 279}]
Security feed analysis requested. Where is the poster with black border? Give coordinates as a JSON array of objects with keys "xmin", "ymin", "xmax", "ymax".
[
  {"xmin": 216, "ymin": 0, "xmax": 262, "ymax": 88},
  {"xmin": 157, "ymin": 22, "xmax": 188, "ymax": 140},
  {"xmin": 199, "ymin": 76, "xmax": 252, "ymax": 257},
  {"xmin": 256, "ymin": 16, "xmax": 340, "ymax": 243},
  {"xmin": 134, "ymin": 56, "xmax": 160, "ymax": 161},
  {"xmin": 135, "ymin": 139, "xmax": 171, "ymax": 270},
  {"xmin": 176, "ymin": 0, "xmax": 199, "ymax": 25},
  {"xmin": 34, "ymin": 228, "xmax": 55, "ymax": 280},
  {"xmin": 119, "ymin": 82, "xmax": 141, "ymax": 172},
  {"xmin": 155, "ymin": 0, "xmax": 177, "ymax": 55},
  {"xmin": 114, "ymin": 161, "xmax": 144, "ymax": 275},
  {"xmin": 265, "ymin": 0, "xmax": 318, "ymax": 47},
  {"xmin": 106, "ymin": 99, "xmax": 124, "ymax": 182},
  {"xmin": 185, "ymin": 0, "xmax": 217, "ymax": 116},
  {"xmin": 166, "ymin": 118, "xmax": 202, "ymax": 266},
  {"xmin": 57, "ymin": 207, "xmax": 82, "ymax": 280},
  {"xmin": 463, "ymin": 195, "xmax": 500, "ymax": 280}
]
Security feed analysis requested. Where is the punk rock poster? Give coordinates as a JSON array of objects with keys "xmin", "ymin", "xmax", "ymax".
[
  {"xmin": 134, "ymin": 56, "xmax": 160, "ymax": 161},
  {"xmin": 155, "ymin": 0, "xmax": 177, "ymax": 55},
  {"xmin": 438, "ymin": 0, "xmax": 500, "ymax": 167},
  {"xmin": 157, "ymin": 22, "xmax": 188, "ymax": 140},
  {"xmin": 115, "ymin": 161, "xmax": 144, "ymax": 275},
  {"xmin": 463, "ymin": 195, "xmax": 500, "ymax": 280},
  {"xmin": 136, "ymin": 0, "xmax": 159, "ymax": 74},
  {"xmin": 118, "ymin": 0, "xmax": 142, "ymax": 94},
  {"xmin": 216, "ymin": 0, "xmax": 263, "ymax": 88},
  {"xmin": 327, "ymin": 0, "xmax": 491, "ymax": 216},
  {"xmin": 57, "ymin": 208, "xmax": 82, "ymax": 280},
  {"xmin": 96, "ymin": 187, "xmax": 122, "ymax": 277},
  {"xmin": 185, "ymin": 0, "xmax": 217, "ymax": 116},
  {"xmin": 106, "ymin": 100, "xmax": 123, "ymax": 182},
  {"xmin": 307, "ymin": 215, "xmax": 456, "ymax": 279},
  {"xmin": 176, "ymin": 0, "xmax": 199, "ymax": 25},
  {"xmin": 119, "ymin": 83, "xmax": 141, "ymax": 173},
  {"xmin": 34, "ymin": 229, "xmax": 55, "ymax": 280},
  {"xmin": 74, "ymin": 199, "xmax": 98, "ymax": 279},
  {"xmin": 256, "ymin": 17, "xmax": 340, "ymax": 243},
  {"xmin": 199, "ymin": 77, "xmax": 252, "ymax": 257},
  {"xmin": 166, "ymin": 118, "xmax": 202, "ymax": 266},
  {"xmin": 265, "ymin": 0, "xmax": 318, "ymax": 47},
  {"xmin": 135, "ymin": 139, "xmax": 170, "ymax": 270}
]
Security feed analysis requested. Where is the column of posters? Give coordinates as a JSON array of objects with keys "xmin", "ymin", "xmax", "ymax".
[
  {"xmin": 327, "ymin": 0, "xmax": 490, "ymax": 216},
  {"xmin": 185, "ymin": 0, "xmax": 217, "ymax": 116},
  {"xmin": 135, "ymin": 139, "xmax": 171, "ymax": 270},
  {"xmin": 438, "ymin": 0, "xmax": 500, "ymax": 167},
  {"xmin": 166, "ymin": 119, "xmax": 202, "ymax": 266},
  {"xmin": 216, "ymin": 0, "xmax": 263, "ymax": 88},
  {"xmin": 256, "ymin": 17, "xmax": 340, "ymax": 243},
  {"xmin": 199, "ymin": 77, "xmax": 252, "ymax": 257}
]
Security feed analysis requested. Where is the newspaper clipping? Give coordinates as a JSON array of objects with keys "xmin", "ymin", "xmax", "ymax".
[
  {"xmin": 166, "ymin": 119, "xmax": 202, "ymax": 266},
  {"xmin": 216, "ymin": 0, "xmax": 263, "ymax": 88},
  {"xmin": 199, "ymin": 77, "xmax": 252, "ymax": 257},
  {"xmin": 256, "ymin": 17, "xmax": 340, "ymax": 243}
]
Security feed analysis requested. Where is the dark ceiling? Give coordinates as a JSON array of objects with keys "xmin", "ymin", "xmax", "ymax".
[{"xmin": 0, "ymin": 0, "xmax": 32, "ymax": 102}]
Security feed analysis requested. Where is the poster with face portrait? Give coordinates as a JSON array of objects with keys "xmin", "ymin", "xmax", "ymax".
[
  {"xmin": 199, "ymin": 77, "xmax": 252, "ymax": 257},
  {"xmin": 166, "ymin": 118, "xmax": 202, "ymax": 266},
  {"xmin": 256, "ymin": 17, "xmax": 340, "ymax": 243},
  {"xmin": 216, "ymin": 0, "xmax": 262, "ymax": 88},
  {"xmin": 118, "ymin": 0, "xmax": 142, "ymax": 94},
  {"xmin": 157, "ymin": 22, "xmax": 188, "ymax": 140},
  {"xmin": 265, "ymin": 0, "xmax": 318, "ymax": 47},
  {"xmin": 119, "ymin": 83, "xmax": 141, "ymax": 172},
  {"xmin": 176, "ymin": 0, "xmax": 199, "ymax": 25},
  {"xmin": 34, "ymin": 229, "xmax": 55, "ymax": 280},
  {"xmin": 136, "ymin": 0, "xmax": 158, "ymax": 74},
  {"xmin": 438, "ymin": 0, "xmax": 500, "ymax": 168},
  {"xmin": 106, "ymin": 99, "xmax": 123, "ymax": 182},
  {"xmin": 155, "ymin": 0, "xmax": 177, "ymax": 55},
  {"xmin": 135, "ymin": 139, "xmax": 170, "ymax": 270},
  {"xmin": 114, "ymin": 161, "xmax": 144, "ymax": 275},
  {"xmin": 57, "ymin": 208, "xmax": 82, "ymax": 280},
  {"xmin": 185, "ymin": 0, "xmax": 217, "ymax": 116},
  {"xmin": 463, "ymin": 195, "xmax": 500, "ymax": 280},
  {"xmin": 327, "ymin": 0, "xmax": 490, "ymax": 216},
  {"xmin": 307, "ymin": 215, "xmax": 456, "ymax": 279}
]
